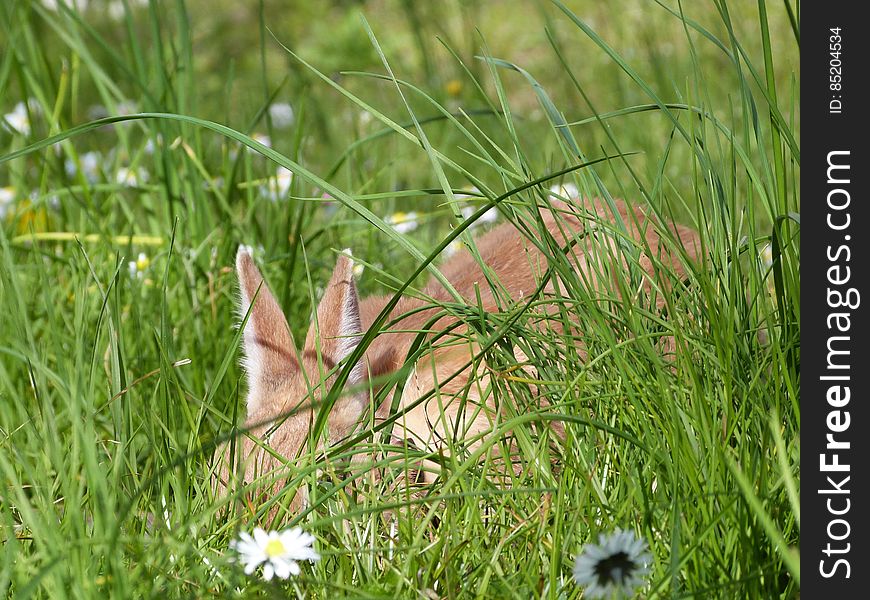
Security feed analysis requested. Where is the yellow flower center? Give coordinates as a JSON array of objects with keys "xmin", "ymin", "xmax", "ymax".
[
  {"xmin": 264, "ymin": 539, "xmax": 286, "ymax": 558},
  {"xmin": 136, "ymin": 255, "xmax": 150, "ymax": 271},
  {"xmin": 390, "ymin": 212, "xmax": 408, "ymax": 223}
]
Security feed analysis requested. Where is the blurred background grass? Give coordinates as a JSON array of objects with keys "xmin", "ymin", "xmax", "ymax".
[{"xmin": 1, "ymin": 0, "xmax": 799, "ymax": 320}]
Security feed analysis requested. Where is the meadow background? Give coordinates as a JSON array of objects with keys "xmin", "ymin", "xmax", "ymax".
[{"xmin": 0, "ymin": 0, "xmax": 799, "ymax": 597}]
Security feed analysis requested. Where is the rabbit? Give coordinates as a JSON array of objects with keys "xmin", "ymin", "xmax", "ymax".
[{"xmin": 215, "ymin": 196, "xmax": 700, "ymax": 515}]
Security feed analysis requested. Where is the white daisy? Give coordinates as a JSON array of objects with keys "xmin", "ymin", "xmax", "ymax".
[
  {"xmin": 454, "ymin": 186, "xmax": 481, "ymax": 201},
  {"xmin": 115, "ymin": 100, "xmax": 138, "ymax": 116},
  {"xmin": 251, "ymin": 133, "xmax": 272, "ymax": 149},
  {"xmin": 549, "ymin": 182, "xmax": 580, "ymax": 200},
  {"xmin": 573, "ymin": 529, "xmax": 652, "ymax": 599},
  {"xmin": 116, "ymin": 167, "xmax": 149, "ymax": 187},
  {"xmin": 268, "ymin": 102, "xmax": 295, "ymax": 129},
  {"xmin": 1, "ymin": 186, "xmax": 16, "ymax": 219},
  {"xmin": 65, "ymin": 151, "xmax": 102, "ymax": 183},
  {"xmin": 128, "ymin": 252, "xmax": 150, "ymax": 279},
  {"xmin": 460, "ymin": 204, "xmax": 498, "ymax": 227},
  {"xmin": 107, "ymin": 0, "xmax": 147, "ymax": 20},
  {"xmin": 107, "ymin": 1, "xmax": 125, "ymax": 20},
  {"xmin": 385, "ymin": 211, "xmax": 419, "ymax": 234},
  {"xmin": 29, "ymin": 190, "xmax": 60, "ymax": 211},
  {"xmin": 443, "ymin": 239, "xmax": 465, "ymax": 258},
  {"xmin": 42, "ymin": 0, "xmax": 91, "ymax": 10},
  {"xmin": 261, "ymin": 166, "xmax": 294, "ymax": 201},
  {"xmin": 3, "ymin": 102, "xmax": 31, "ymax": 136},
  {"xmin": 760, "ymin": 243, "xmax": 774, "ymax": 269},
  {"xmin": 86, "ymin": 104, "xmax": 109, "ymax": 120},
  {"xmin": 230, "ymin": 527, "xmax": 320, "ymax": 581},
  {"xmin": 340, "ymin": 249, "xmax": 364, "ymax": 279},
  {"xmin": 144, "ymin": 135, "xmax": 163, "ymax": 155}
]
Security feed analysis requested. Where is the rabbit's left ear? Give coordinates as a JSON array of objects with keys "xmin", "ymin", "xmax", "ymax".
[
  {"xmin": 304, "ymin": 250, "xmax": 364, "ymax": 385},
  {"xmin": 236, "ymin": 246, "xmax": 298, "ymax": 414}
]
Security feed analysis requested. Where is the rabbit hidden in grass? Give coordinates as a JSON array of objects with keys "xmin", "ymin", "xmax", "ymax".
[{"xmin": 214, "ymin": 196, "xmax": 700, "ymax": 517}]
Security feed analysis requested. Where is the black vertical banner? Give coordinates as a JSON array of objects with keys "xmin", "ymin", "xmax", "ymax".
[{"xmin": 804, "ymin": 4, "xmax": 869, "ymax": 596}]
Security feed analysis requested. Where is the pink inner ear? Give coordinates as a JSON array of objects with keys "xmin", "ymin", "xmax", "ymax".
[
  {"xmin": 307, "ymin": 254, "xmax": 365, "ymax": 385},
  {"xmin": 337, "ymin": 274, "xmax": 365, "ymax": 385}
]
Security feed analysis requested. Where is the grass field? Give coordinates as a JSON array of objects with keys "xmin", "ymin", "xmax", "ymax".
[{"xmin": 1, "ymin": 0, "xmax": 799, "ymax": 597}]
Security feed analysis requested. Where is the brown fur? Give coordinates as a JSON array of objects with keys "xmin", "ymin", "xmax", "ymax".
[{"xmin": 215, "ymin": 198, "xmax": 700, "ymax": 515}]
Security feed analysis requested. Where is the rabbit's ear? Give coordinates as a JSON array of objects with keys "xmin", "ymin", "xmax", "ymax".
[
  {"xmin": 236, "ymin": 246, "xmax": 297, "ymax": 414},
  {"xmin": 304, "ymin": 250, "xmax": 364, "ymax": 385}
]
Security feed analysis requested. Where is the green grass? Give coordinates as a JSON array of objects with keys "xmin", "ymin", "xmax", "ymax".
[{"xmin": 1, "ymin": 0, "xmax": 799, "ymax": 597}]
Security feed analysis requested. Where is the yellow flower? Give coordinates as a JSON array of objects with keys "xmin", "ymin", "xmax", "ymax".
[
  {"xmin": 16, "ymin": 201, "xmax": 49, "ymax": 234},
  {"xmin": 2, "ymin": 189, "xmax": 50, "ymax": 233},
  {"xmin": 385, "ymin": 211, "xmax": 419, "ymax": 234},
  {"xmin": 445, "ymin": 79, "xmax": 463, "ymax": 97},
  {"xmin": 128, "ymin": 252, "xmax": 150, "ymax": 278}
]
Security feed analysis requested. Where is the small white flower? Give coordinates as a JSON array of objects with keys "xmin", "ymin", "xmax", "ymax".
[
  {"xmin": 202, "ymin": 176, "xmax": 225, "ymax": 191},
  {"xmin": 251, "ymin": 133, "xmax": 272, "ymax": 149},
  {"xmin": 107, "ymin": 1, "xmax": 125, "ymax": 20},
  {"xmin": 128, "ymin": 252, "xmax": 150, "ymax": 279},
  {"xmin": 480, "ymin": 207, "xmax": 498, "ymax": 223},
  {"xmin": 3, "ymin": 102, "xmax": 31, "ymax": 136},
  {"xmin": 386, "ymin": 211, "xmax": 419, "ymax": 234},
  {"xmin": 230, "ymin": 527, "xmax": 320, "ymax": 581},
  {"xmin": 107, "ymin": 0, "xmax": 146, "ymax": 20},
  {"xmin": 1, "ymin": 187, "xmax": 16, "ymax": 219},
  {"xmin": 454, "ymin": 187, "xmax": 497, "ymax": 228},
  {"xmin": 454, "ymin": 186, "xmax": 480, "ymax": 201},
  {"xmin": 86, "ymin": 104, "xmax": 109, "ymax": 121},
  {"xmin": 161, "ymin": 495, "xmax": 171, "ymax": 531},
  {"xmin": 342, "ymin": 248, "xmax": 365, "ymax": 278},
  {"xmin": 760, "ymin": 243, "xmax": 774, "ymax": 269},
  {"xmin": 65, "ymin": 151, "xmax": 102, "ymax": 183},
  {"xmin": 42, "ymin": 0, "xmax": 91, "ymax": 10},
  {"xmin": 116, "ymin": 167, "xmax": 148, "ymax": 187},
  {"xmin": 268, "ymin": 102, "xmax": 295, "ymax": 128},
  {"xmin": 443, "ymin": 239, "xmax": 465, "ymax": 258},
  {"xmin": 549, "ymin": 182, "xmax": 580, "ymax": 200},
  {"xmin": 115, "ymin": 100, "xmax": 138, "ymax": 116},
  {"xmin": 28, "ymin": 190, "xmax": 60, "ymax": 211},
  {"xmin": 261, "ymin": 166, "xmax": 294, "ymax": 201},
  {"xmin": 144, "ymin": 135, "xmax": 163, "ymax": 155},
  {"xmin": 460, "ymin": 204, "xmax": 498, "ymax": 227},
  {"xmin": 573, "ymin": 529, "xmax": 652, "ymax": 599}
]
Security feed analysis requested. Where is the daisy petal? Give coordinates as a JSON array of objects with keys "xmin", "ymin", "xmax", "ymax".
[{"xmin": 272, "ymin": 558, "xmax": 293, "ymax": 579}]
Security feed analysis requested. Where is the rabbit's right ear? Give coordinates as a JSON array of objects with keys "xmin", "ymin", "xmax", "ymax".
[{"xmin": 236, "ymin": 246, "xmax": 297, "ymax": 414}]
